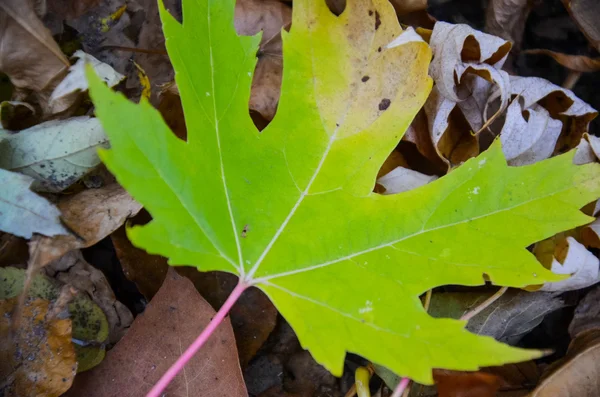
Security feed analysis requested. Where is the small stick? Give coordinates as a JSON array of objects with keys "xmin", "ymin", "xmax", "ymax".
[
  {"xmin": 460, "ymin": 287, "xmax": 508, "ymax": 322},
  {"xmin": 562, "ymin": 71, "xmax": 582, "ymax": 90},
  {"xmin": 391, "ymin": 377, "xmax": 411, "ymax": 397}
]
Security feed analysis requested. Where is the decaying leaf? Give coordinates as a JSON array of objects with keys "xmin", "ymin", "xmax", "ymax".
[
  {"xmin": 0, "ymin": 298, "xmax": 76, "ymax": 397},
  {"xmin": 561, "ymin": 0, "xmax": 600, "ymax": 52},
  {"xmin": 49, "ymin": 50, "xmax": 125, "ymax": 114},
  {"xmin": 0, "ymin": 0, "xmax": 69, "ymax": 93},
  {"xmin": 47, "ymin": 0, "xmax": 101, "ymax": 20},
  {"xmin": 66, "ymin": 269, "xmax": 247, "ymax": 397},
  {"xmin": 425, "ymin": 22, "xmax": 511, "ymax": 167},
  {"xmin": 87, "ymin": 0, "xmax": 600, "ymax": 384},
  {"xmin": 44, "ymin": 251, "xmax": 133, "ymax": 344},
  {"xmin": 524, "ymin": 49, "xmax": 600, "ymax": 73},
  {"xmin": 31, "ymin": 183, "xmax": 142, "ymax": 267},
  {"xmin": 485, "ymin": 0, "xmax": 533, "ymax": 51},
  {"xmin": 0, "ymin": 117, "xmax": 109, "ymax": 192},
  {"xmin": 0, "ymin": 266, "xmax": 110, "ymax": 372},
  {"xmin": 574, "ymin": 133, "xmax": 600, "ymax": 165},
  {"xmin": 530, "ymin": 285, "xmax": 600, "ymax": 396},
  {"xmin": 377, "ymin": 166, "xmax": 438, "ymax": 194},
  {"xmin": 0, "ymin": 100, "xmax": 36, "ymax": 130},
  {"xmin": 0, "ymin": 169, "xmax": 69, "ymax": 238}
]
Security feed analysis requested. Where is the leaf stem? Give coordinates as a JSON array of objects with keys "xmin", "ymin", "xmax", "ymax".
[
  {"xmin": 146, "ymin": 280, "xmax": 248, "ymax": 397},
  {"xmin": 391, "ymin": 377, "xmax": 411, "ymax": 397}
]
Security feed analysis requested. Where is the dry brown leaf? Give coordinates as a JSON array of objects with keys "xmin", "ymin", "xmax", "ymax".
[
  {"xmin": 0, "ymin": 0, "xmax": 69, "ymax": 93},
  {"xmin": 44, "ymin": 251, "xmax": 133, "ymax": 344},
  {"xmin": 485, "ymin": 0, "xmax": 533, "ymax": 51},
  {"xmin": 30, "ymin": 183, "xmax": 142, "ymax": 267},
  {"xmin": 433, "ymin": 370, "xmax": 501, "ymax": 397},
  {"xmin": 425, "ymin": 22, "xmax": 511, "ymax": 167},
  {"xmin": 47, "ymin": 0, "xmax": 101, "ymax": 20},
  {"xmin": 235, "ymin": 0, "xmax": 291, "ymax": 121},
  {"xmin": 0, "ymin": 298, "xmax": 76, "ymax": 397},
  {"xmin": 561, "ymin": 0, "xmax": 600, "ymax": 52},
  {"xmin": 525, "ymin": 49, "xmax": 600, "ymax": 73},
  {"xmin": 531, "ymin": 285, "xmax": 600, "ymax": 396},
  {"xmin": 65, "ymin": 268, "xmax": 247, "ymax": 397}
]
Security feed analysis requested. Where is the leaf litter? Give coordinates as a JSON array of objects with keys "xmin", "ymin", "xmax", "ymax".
[{"xmin": 1, "ymin": 0, "xmax": 600, "ymax": 396}]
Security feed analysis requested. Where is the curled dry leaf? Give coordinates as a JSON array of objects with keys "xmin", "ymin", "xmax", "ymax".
[
  {"xmin": 485, "ymin": 0, "xmax": 533, "ymax": 52},
  {"xmin": 531, "ymin": 285, "xmax": 600, "ymax": 396},
  {"xmin": 561, "ymin": 0, "xmax": 600, "ymax": 52},
  {"xmin": 44, "ymin": 251, "xmax": 133, "ymax": 344},
  {"xmin": 574, "ymin": 133, "xmax": 600, "ymax": 165},
  {"xmin": 0, "ymin": 298, "xmax": 77, "ymax": 397},
  {"xmin": 0, "ymin": 117, "xmax": 109, "ymax": 192},
  {"xmin": 66, "ymin": 268, "xmax": 247, "ymax": 397},
  {"xmin": 30, "ymin": 183, "xmax": 142, "ymax": 267},
  {"xmin": 0, "ymin": 100, "xmax": 36, "ymax": 130},
  {"xmin": 524, "ymin": 49, "xmax": 600, "ymax": 73},
  {"xmin": 537, "ymin": 237, "xmax": 600, "ymax": 292},
  {"xmin": 0, "ymin": 0, "xmax": 69, "ymax": 92},
  {"xmin": 50, "ymin": 50, "xmax": 125, "ymax": 114},
  {"xmin": 0, "ymin": 169, "xmax": 69, "ymax": 238},
  {"xmin": 425, "ymin": 22, "xmax": 511, "ymax": 167}
]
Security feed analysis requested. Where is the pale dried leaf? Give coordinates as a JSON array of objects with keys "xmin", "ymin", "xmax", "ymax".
[
  {"xmin": 562, "ymin": 0, "xmax": 600, "ymax": 52},
  {"xmin": 30, "ymin": 183, "xmax": 142, "ymax": 266},
  {"xmin": 0, "ymin": 0, "xmax": 69, "ymax": 92},
  {"xmin": 485, "ymin": 0, "xmax": 533, "ymax": 51},
  {"xmin": 574, "ymin": 133, "xmax": 600, "ymax": 164},
  {"xmin": 377, "ymin": 166, "xmax": 438, "ymax": 194},
  {"xmin": 50, "ymin": 51, "xmax": 125, "ymax": 113},
  {"xmin": 0, "ymin": 169, "xmax": 69, "ymax": 238},
  {"xmin": 500, "ymin": 102, "xmax": 563, "ymax": 166},
  {"xmin": 65, "ymin": 269, "xmax": 247, "ymax": 397},
  {"xmin": 524, "ymin": 49, "xmax": 600, "ymax": 73},
  {"xmin": 540, "ymin": 237, "xmax": 600, "ymax": 292},
  {"xmin": 0, "ymin": 117, "xmax": 109, "ymax": 192}
]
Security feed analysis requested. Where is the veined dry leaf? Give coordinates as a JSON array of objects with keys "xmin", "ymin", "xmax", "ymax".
[
  {"xmin": 31, "ymin": 183, "xmax": 142, "ymax": 266},
  {"xmin": 0, "ymin": 0, "xmax": 69, "ymax": 92},
  {"xmin": 524, "ymin": 49, "xmax": 600, "ymax": 73},
  {"xmin": 88, "ymin": 0, "xmax": 600, "ymax": 384},
  {"xmin": 500, "ymin": 101, "xmax": 563, "ymax": 166},
  {"xmin": 44, "ymin": 251, "xmax": 133, "ymax": 344},
  {"xmin": 377, "ymin": 166, "xmax": 438, "ymax": 195},
  {"xmin": 0, "ymin": 169, "xmax": 69, "ymax": 238},
  {"xmin": 50, "ymin": 51, "xmax": 125, "ymax": 114},
  {"xmin": 561, "ymin": 0, "xmax": 600, "ymax": 52},
  {"xmin": 0, "ymin": 298, "xmax": 77, "ymax": 397},
  {"xmin": 66, "ymin": 268, "xmax": 247, "ymax": 397},
  {"xmin": 425, "ymin": 22, "xmax": 511, "ymax": 167},
  {"xmin": 485, "ymin": 0, "xmax": 533, "ymax": 51},
  {"xmin": 0, "ymin": 117, "xmax": 109, "ymax": 192}
]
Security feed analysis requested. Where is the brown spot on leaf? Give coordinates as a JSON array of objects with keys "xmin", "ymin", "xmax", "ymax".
[
  {"xmin": 368, "ymin": 10, "xmax": 373, "ymax": 16},
  {"xmin": 375, "ymin": 11, "xmax": 381, "ymax": 30},
  {"xmin": 378, "ymin": 46, "xmax": 382, "ymax": 52},
  {"xmin": 378, "ymin": 98, "xmax": 391, "ymax": 111},
  {"xmin": 361, "ymin": 76, "xmax": 370, "ymax": 82}
]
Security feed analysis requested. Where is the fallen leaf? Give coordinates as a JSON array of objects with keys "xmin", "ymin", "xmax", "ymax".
[
  {"xmin": 524, "ymin": 49, "xmax": 600, "ymax": 73},
  {"xmin": 0, "ymin": 266, "xmax": 110, "ymax": 372},
  {"xmin": 0, "ymin": 0, "xmax": 69, "ymax": 93},
  {"xmin": 88, "ymin": 0, "xmax": 600, "ymax": 383},
  {"xmin": 0, "ymin": 100, "xmax": 36, "ymax": 130},
  {"xmin": 425, "ymin": 21, "xmax": 511, "ymax": 167},
  {"xmin": 47, "ymin": 0, "xmax": 101, "ymax": 20},
  {"xmin": 66, "ymin": 268, "xmax": 247, "ymax": 397},
  {"xmin": 0, "ymin": 117, "xmax": 109, "ymax": 192},
  {"xmin": 0, "ymin": 169, "xmax": 69, "ymax": 238},
  {"xmin": 499, "ymin": 101, "xmax": 563, "ymax": 166},
  {"xmin": 30, "ymin": 183, "xmax": 142, "ymax": 266},
  {"xmin": 434, "ymin": 370, "xmax": 501, "ymax": 397},
  {"xmin": 561, "ymin": 0, "xmax": 600, "ymax": 52},
  {"xmin": 49, "ymin": 50, "xmax": 125, "ymax": 114},
  {"xmin": 485, "ymin": 0, "xmax": 533, "ymax": 52},
  {"xmin": 44, "ymin": 251, "xmax": 133, "ymax": 344},
  {"xmin": 530, "ymin": 284, "xmax": 600, "ymax": 396},
  {"xmin": 581, "ymin": 218, "xmax": 600, "ymax": 248},
  {"xmin": 536, "ymin": 237, "xmax": 600, "ymax": 292},
  {"xmin": 0, "ymin": 297, "xmax": 76, "ymax": 397},
  {"xmin": 376, "ymin": 166, "xmax": 438, "ymax": 194},
  {"xmin": 573, "ymin": 133, "xmax": 600, "ymax": 164},
  {"xmin": 428, "ymin": 289, "xmax": 574, "ymax": 345}
]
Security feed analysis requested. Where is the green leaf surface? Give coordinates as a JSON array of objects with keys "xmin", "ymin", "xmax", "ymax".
[{"xmin": 87, "ymin": 0, "xmax": 600, "ymax": 383}]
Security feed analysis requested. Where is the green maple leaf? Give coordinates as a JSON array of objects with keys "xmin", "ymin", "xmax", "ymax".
[{"xmin": 87, "ymin": 0, "xmax": 600, "ymax": 384}]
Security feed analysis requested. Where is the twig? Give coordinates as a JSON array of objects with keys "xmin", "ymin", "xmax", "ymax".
[
  {"xmin": 460, "ymin": 287, "xmax": 508, "ymax": 322},
  {"xmin": 146, "ymin": 281, "xmax": 248, "ymax": 397},
  {"xmin": 562, "ymin": 71, "xmax": 582, "ymax": 90},
  {"xmin": 391, "ymin": 377, "xmax": 411, "ymax": 397},
  {"xmin": 423, "ymin": 289, "xmax": 432, "ymax": 312}
]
